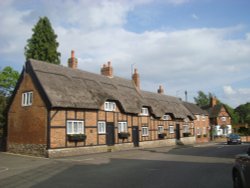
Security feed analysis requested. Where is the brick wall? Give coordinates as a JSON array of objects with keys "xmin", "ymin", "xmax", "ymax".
[
  {"xmin": 194, "ymin": 115, "xmax": 210, "ymax": 143},
  {"xmin": 8, "ymin": 73, "xmax": 47, "ymax": 156},
  {"xmin": 216, "ymin": 106, "xmax": 231, "ymax": 125},
  {"xmin": 49, "ymin": 102, "xmax": 193, "ymax": 150}
]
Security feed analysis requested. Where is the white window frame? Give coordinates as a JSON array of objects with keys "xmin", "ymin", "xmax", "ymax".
[
  {"xmin": 196, "ymin": 127, "xmax": 201, "ymax": 135},
  {"xmin": 22, "ymin": 91, "xmax": 33, "ymax": 106},
  {"xmin": 183, "ymin": 125, "xmax": 189, "ymax": 133},
  {"xmin": 202, "ymin": 115, "xmax": 205, "ymax": 121},
  {"xmin": 140, "ymin": 107, "xmax": 149, "ymax": 116},
  {"xmin": 169, "ymin": 125, "xmax": 174, "ymax": 134},
  {"xmin": 162, "ymin": 115, "xmax": 170, "ymax": 120},
  {"xmin": 98, "ymin": 121, "xmax": 106, "ymax": 134},
  {"xmin": 158, "ymin": 126, "xmax": 164, "ymax": 134},
  {"xmin": 221, "ymin": 117, "xmax": 226, "ymax": 121},
  {"xmin": 142, "ymin": 126, "xmax": 149, "ymax": 136},
  {"xmin": 104, "ymin": 101, "xmax": 116, "ymax": 112},
  {"xmin": 203, "ymin": 127, "xmax": 207, "ymax": 135},
  {"xmin": 118, "ymin": 122, "xmax": 128, "ymax": 133},
  {"xmin": 67, "ymin": 120, "xmax": 84, "ymax": 134}
]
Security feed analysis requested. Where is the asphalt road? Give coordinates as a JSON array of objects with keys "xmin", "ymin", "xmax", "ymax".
[{"xmin": 0, "ymin": 143, "xmax": 249, "ymax": 188}]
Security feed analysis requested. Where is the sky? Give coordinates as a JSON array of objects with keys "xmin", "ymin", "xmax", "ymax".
[{"xmin": 0, "ymin": 0, "xmax": 250, "ymax": 108}]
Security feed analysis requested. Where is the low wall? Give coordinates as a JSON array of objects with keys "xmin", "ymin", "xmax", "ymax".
[
  {"xmin": 139, "ymin": 139, "xmax": 176, "ymax": 148},
  {"xmin": 181, "ymin": 137, "xmax": 196, "ymax": 145},
  {"xmin": 8, "ymin": 143, "xmax": 47, "ymax": 157},
  {"xmin": 48, "ymin": 143, "xmax": 134, "ymax": 158},
  {"xmin": 48, "ymin": 139, "xmax": 178, "ymax": 158},
  {"xmin": 241, "ymin": 136, "xmax": 250, "ymax": 142}
]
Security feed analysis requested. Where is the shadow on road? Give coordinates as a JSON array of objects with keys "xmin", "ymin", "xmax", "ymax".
[{"xmin": 0, "ymin": 157, "xmax": 233, "ymax": 188}]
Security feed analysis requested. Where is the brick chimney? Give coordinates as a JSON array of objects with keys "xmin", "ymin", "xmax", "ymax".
[
  {"xmin": 68, "ymin": 50, "xmax": 78, "ymax": 69},
  {"xmin": 101, "ymin": 61, "xmax": 113, "ymax": 77},
  {"xmin": 210, "ymin": 96, "xmax": 217, "ymax": 107},
  {"xmin": 132, "ymin": 68, "xmax": 140, "ymax": 89},
  {"xmin": 157, "ymin": 85, "xmax": 164, "ymax": 94}
]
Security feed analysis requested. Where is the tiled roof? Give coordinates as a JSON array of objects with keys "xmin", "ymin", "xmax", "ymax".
[{"xmin": 183, "ymin": 102, "xmax": 208, "ymax": 115}]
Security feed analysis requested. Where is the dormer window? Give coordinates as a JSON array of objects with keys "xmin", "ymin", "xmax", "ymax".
[
  {"xmin": 104, "ymin": 102, "xmax": 116, "ymax": 111},
  {"xmin": 140, "ymin": 107, "xmax": 149, "ymax": 116},
  {"xmin": 22, "ymin": 91, "xmax": 33, "ymax": 106},
  {"xmin": 163, "ymin": 115, "xmax": 170, "ymax": 120}
]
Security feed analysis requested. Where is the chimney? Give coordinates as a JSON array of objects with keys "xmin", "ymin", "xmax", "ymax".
[
  {"xmin": 68, "ymin": 50, "xmax": 78, "ymax": 69},
  {"xmin": 101, "ymin": 61, "xmax": 113, "ymax": 77},
  {"xmin": 132, "ymin": 68, "xmax": 140, "ymax": 89},
  {"xmin": 210, "ymin": 96, "xmax": 217, "ymax": 107},
  {"xmin": 157, "ymin": 85, "xmax": 164, "ymax": 94}
]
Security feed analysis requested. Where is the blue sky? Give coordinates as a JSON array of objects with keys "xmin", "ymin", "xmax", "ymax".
[{"xmin": 0, "ymin": 0, "xmax": 250, "ymax": 107}]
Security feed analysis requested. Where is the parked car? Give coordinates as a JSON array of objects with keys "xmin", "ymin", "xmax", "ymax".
[
  {"xmin": 227, "ymin": 134, "xmax": 242, "ymax": 145},
  {"xmin": 232, "ymin": 147, "xmax": 250, "ymax": 188}
]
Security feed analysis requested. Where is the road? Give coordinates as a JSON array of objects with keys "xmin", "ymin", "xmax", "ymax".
[{"xmin": 0, "ymin": 143, "xmax": 249, "ymax": 188}]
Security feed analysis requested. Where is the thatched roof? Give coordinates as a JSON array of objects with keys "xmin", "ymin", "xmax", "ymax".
[{"xmin": 26, "ymin": 59, "xmax": 194, "ymax": 119}]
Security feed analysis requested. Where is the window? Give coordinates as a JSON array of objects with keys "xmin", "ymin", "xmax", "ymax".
[
  {"xmin": 203, "ymin": 127, "xmax": 207, "ymax": 135},
  {"xmin": 142, "ymin": 127, "xmax": 149, "ymax": 136},
  {"xmin": 98, "ymin": 121, "xmax": 106, "ymax": 134},
  {"xmin": 183, "ymin": 125, "xmax": 189, "ymax": 133},
  {"xmin": 196, "ymin": 115, "xmax": 200, "ymax": 121},
  {"xmin": 140, "ymin": 107, "xmax": 149, "ymax": 116},
  {"xmin": 162, "ymin": 115, "xmax": 170, "ymax": 120},
  {"xmin": 118, "ymin": 122, "xmax": 128, "ymax": 133},
  {"xmin": 184, "ymin": 118, "xmax": 189, "ymax": 122},
  {"xmin": 104, "ymin": 102, "xmax": 116, "ymax": 111},
  {"xmin": 196, "ymin": 128, "xmax": 201, "ymax": 135},
  {"xmin": 202, "ymin": 115, "xmax": 205, "ymax": 121},
  {"xmin": 221, "ymin": 117, "xmax": 226, "ymax": 121},
  {"xmin": 158, "ymin": 126, "xmax": 164, "ymax": 134},
  {"xmin": 22, "ymin": 92, "xmax": 33, "ymax": 106},
  {"xmin": 67, "ymin": 120, "xmax": 84, "ymax": 134},
  {"xmin": 169, "ymin": 126, "xmax": 174, "ymax": 134}
]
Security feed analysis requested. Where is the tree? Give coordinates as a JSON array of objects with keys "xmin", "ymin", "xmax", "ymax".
[
  {"xmin": 194, "ymin": 91, "xmax": 213, "ymax": 107},
  {"xmin": 235, "ymin": 103, "xmax": 250, "ymax": 125},
  {"xmin": 0, "ymin": 66, "xmax": 19, "ymax": 97},
  {"xmin": 24, "ymin": 17, "xmax": 61, "ymax": 64},
  {"xmin": 0, "ymin": 66, "xmax": 19, "ymax": 146}
]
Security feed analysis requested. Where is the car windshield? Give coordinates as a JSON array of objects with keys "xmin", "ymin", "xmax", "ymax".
[{"xmin": 229, "ymin": 134, "xmax": 240, "ymax": 139}]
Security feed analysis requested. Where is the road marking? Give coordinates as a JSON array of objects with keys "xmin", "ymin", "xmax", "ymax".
[{"xmin": 0, "ymin": 167, "xmax": 9, "ymax": 173}]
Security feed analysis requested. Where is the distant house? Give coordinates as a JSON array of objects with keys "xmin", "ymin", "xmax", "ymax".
[
  {"xmin": 202, "ymin": 97, "xmax": 232, "ymax": 137},
  {"xmin": 183, "ymin": 102, "xmax": 210, "ymax": 142},
  {"xmin": 7, "ymin": 51, "xmax": 196, "ymax": 157}
]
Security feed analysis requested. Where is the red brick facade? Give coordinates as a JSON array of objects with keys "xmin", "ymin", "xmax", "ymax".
[{"xmin": 8, "ymin": 73, "xmax": 47, "ymax": 156}]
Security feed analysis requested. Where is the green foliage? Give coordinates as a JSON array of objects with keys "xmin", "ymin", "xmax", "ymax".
[
  {"xmin": 0, "ymin": 66, "xmax": 19, "ymax": 97},
  {"xmin": 235, "ymin": 103, "xmax": 250, "ymax": 125},
  {"xmin": 194, "ymin": 91, "xmax": 213, "ymax": 107},
  {"xmin": 0, "ymin": 94, "xmax": 7, "ymax": 137},
  {"xmin": 24, "ymin": 17, "xmax": 61, "ymax": 64}
]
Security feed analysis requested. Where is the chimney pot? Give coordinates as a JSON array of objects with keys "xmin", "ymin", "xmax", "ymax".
[
  {"xmin": 68, "ymin": 50, "xmax": 78, "ymax": 69},
  {"xmin": 157, "ymin": 85, "xmax": 164, "ymax": 94},
  {"xmin": 101, "ymin": 61, "xmax": 113, "ymax": 77},
  {"xmin": 210, "ymin": 97, "xmax": 217, "ymax": 107},
  {"xmin": 132, "ymin": 68, "xmax": 140, "ymax": 89}
]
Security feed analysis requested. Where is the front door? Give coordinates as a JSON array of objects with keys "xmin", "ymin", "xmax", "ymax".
[
  {"xmin": 132, "ymin": 126, "xmax": 139, "ymax": 147},
  {"xmin": 176, "ymin": 124, "xmax": 180, "ymax": 140},
  {"xmin": 106, "ymin": 123, "xmax": 115, "ymax": 146}
]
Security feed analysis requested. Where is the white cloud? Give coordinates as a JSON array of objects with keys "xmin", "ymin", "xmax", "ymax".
[
  {"xmin": 223, "ymin": 86, "xmax": 236, "ymax": 95},
  {"xmin": 191, "ymin": 13, "xmax": 199, "ymax": 20},
  {"xmin": 0, "ymin": 0, "xmax": 249, "ymax": 108},
  {"xmin": 222, "ymin": 85, "xmax": 250, "ymax": 107}
]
